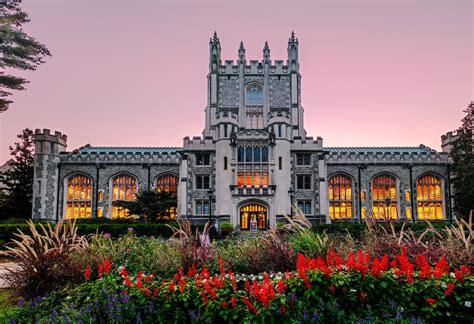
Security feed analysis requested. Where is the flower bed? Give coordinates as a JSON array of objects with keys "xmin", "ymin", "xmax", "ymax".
[{"xmin": 10, "ymin": 250, "xmax": 473, "ymax": 323}]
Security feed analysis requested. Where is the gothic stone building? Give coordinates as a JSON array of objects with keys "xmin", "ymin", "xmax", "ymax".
[{"xmin": 32, "ymin": 33, "xmax": 452, "ymax": 229}]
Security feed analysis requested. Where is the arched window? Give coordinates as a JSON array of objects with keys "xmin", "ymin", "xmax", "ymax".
[
  {"xmin": 245, "ymin": 83, "xmax": 264, "ymax": 129},
  {"xmin": 245, "ymin": 83, "xmax": 263, "ymax": 106},
  {"xmin": 240, "ymin": 203, "xmax": 267, "ymax": 231},
  {"xmin": 156, "ymin": 174, "xmax": 179, "ymax": 220},
  {"xmin": 111, "ymin": 174, "xmax": 137, "ymax": 219},
  {"xmin": 65, "ymin": 174, "xmax": 92, "ymax": 219},
  {"xmin": 417, "ymin": 174, "xmax": 444, "ymax": 220},
  {"xmin": 328, "ymin": 175, "xmax": 353, "ymax": 219},
  {"xmin": 372, "ymin": 174, "xmax": 398, "ymax": 219},
  {"xmin": 156, "ymin": 174, "xmax": 179, "ymax": 194}
]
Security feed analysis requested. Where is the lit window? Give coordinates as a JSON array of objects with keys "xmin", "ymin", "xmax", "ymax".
[
  {"xmin": 361, "ymin": 207, "xmax": 367, "ymax": 218},
  {"xmin": 296, "ymin": 154, "xmax": 311, "ymax": 165},
  {"xmin": 156, "ymin": 174, "xmax": 179, "ymax": 220},
  {"xmin": 111, "ymin": 174, "xmax": 137, "ymax": 219},
  {"xmin": 360, "ymin": 191, "xmax": 366, "ymax": 201},
  {"xmin": 65, "ymin": 174, "xmax": 92, "ymax": 219},
  {"xmin": 98, "ymin": 191, "xmax": 104, "ymax": 202},
  {"xmin": 328, "ymin": 175, "xmax": 353, "ymax": 219},
  {"xmin": 240, "ymin": 203, "xmax": 266, "ymax": 231},
  {"xmin": 296, "ymin": 175, "xmax": 311, "ymax": 190},
  {"xmin": 406, "ymin": 207, "xmax": 412, "ymax": 220},
  {"xmin": 237, "ymin": 171, "xmax": 269, "ymax": 188},
  {"xmin": 297, "ymin": 201, "xmax": 312, "ymax": 215},
  {"xmin": 416, "ymin": 174, "xmax": 444, "ymax": 220},
  {"xmin": 372, "ymin": 174, "xmax": 398, "ymax": 219},
  {"xmin": 405, "ymin": 191, "xmax": 411, "ymax": 202},
  {"xmin": 97, "ymin": 207, "xmax": 104, "ymax": 218}
]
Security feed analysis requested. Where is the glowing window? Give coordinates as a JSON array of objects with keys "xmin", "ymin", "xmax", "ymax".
[
  {"xmin": 360, "ymin": 191, "xmax": 366, "ymax": 201},
  {"xmin": 156, "ymin": 174, "xmax": 179, "ymax": 220},
  {"xmin": 156, "ymin": 174, "xmax": 178, "ymax": 194},
  {"xmin": 406, "ymin": 207, "xmax": 412, "ymax": 220},
  {"xmin": 416, "ymin": 174, "xmax": 444, "ymax": 220},
  {"xmin": 405, "ymin": 191, "xmax": 411, "ymax": 202},
  {"xmin": 240, "ymin": 203, "xmax": 266, "ymax": 231},
  {"xmin": 65, "ymin": 174, "xmax": 92, "ymax": 219},
  {"xmin": 328, "ymin": 175, "xmax": 353, "ymax": 219},
  {"xmin": 237, "ymin": 171, "xmax": 269, "ymax": 188},
  {"xmin": 372, "ymin": 174, "xmax": 398, "ymax": 219},
  {"xmin": 111, "ymin": 174, "xmax": 137, "ymax": 219}
]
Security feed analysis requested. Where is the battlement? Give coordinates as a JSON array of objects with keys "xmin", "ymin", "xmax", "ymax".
[
  {"xmin": 268, "ymin": 110, "xmax": 291, "ymax": 123},
  {"xmin": 35, "ymin": 128, "xmax": 68, "ymax": 144},
  {"xmin": 215, "ymin": 110, "xmax": 239, "ymax": 124},
  {"xmin": 291, "ymin": 137, "xmax": 324, "ymax": 151},
  {"xmin": 219, "ymin": 59, "xmax": 290, "ymax": 75},
  {"xmin": 61, "ymin": 146, "xmax": 181, "ymax": 164},
  {"xmin": 441, "ymin": 130, "xmax": 460, "ymax": 143},
  {"xmin": 326, "ymin": 146, "xmax": 449, "ymax": 164},
  {"xmin": 183, "ymin": 136, "xmax": 215, "ymax": 151}
]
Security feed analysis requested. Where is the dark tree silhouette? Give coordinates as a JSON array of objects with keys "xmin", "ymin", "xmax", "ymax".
[{"xmin": 0, "ymin": 0, "xmax": 51, "ymax": 112}]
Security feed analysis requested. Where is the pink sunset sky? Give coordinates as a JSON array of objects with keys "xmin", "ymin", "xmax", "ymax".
[{"xmin": 0, "ymin": 0, "xmax": 472, "ymax": 164}]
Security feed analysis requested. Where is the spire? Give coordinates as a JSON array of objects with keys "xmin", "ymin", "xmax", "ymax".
[
  {"xmin": 209, "ymin": 31, "xmax": 221, "ymax": 72},
  {"xmin": 263, "ymin": 41, "xmax": 270, "ymax": 63},
  {"xmin": 289, "ymin": 31, "xmax": 297, "ymax": 45},
  {"xmin": 238, "ymin": 41, "xmax": 246, "ymax": 63},
  {"xmin": 287, "ymin": 31, "xmax": 299, "ymax": 72}
]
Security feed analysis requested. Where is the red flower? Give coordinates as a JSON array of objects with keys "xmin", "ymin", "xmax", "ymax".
[
  {"xmin": 360, "ymin": 291, "xmax": 366, "ymax": 303},
  {"xmin": 187, "ymin": 264, "xmax": 197, "ymax": 277},
  {"xmin": 221, "ymin": 301, "xmax": 228, "ymax": 308},
  {"xmin": 144, "ymin": 288, "xmax": 151, "ymax": 297},
  {"xmin": 168, "ymin": 281, "xmax": 175, "ymax": 293},
  {"xmin": 211, "ymin": 288, "xmax": 217, "ymax": 299},
  {"xmin": 426, "ymin": 298, "xmax": 436, "ymax": 305},
  {"xmin": 84, "ymin": 267, "xmax": 91, "ymax": 281},
  {"xmin": 201, "ymin": 291, "xmax": 208, "ymax": 305},
  {"xmin": 231, "ymin": 296, "xmax": 237, "ymax": 309},
  {"xmin": 153, "ymin": 288, "xmax": 159, "ymax": 297},
  {"xmin": 444, "ymin": 283, "xmax": 455, "ymax": 296},
  {"xmin": 103, "ymin": 257, "xmax": 111, "ymax": 274},
  {"xmin": 243, "ymin": 297, "xmax": 257, "ymax": 314},
  {"xmin": 280, "ymin": 305, "xmax": 286, "ymax": 315},
  {"xmin": 98, "ymin": 264, "xmax": 104, "ymax": 278},
  {"xmin": 277, "ymin": 280, "xmax": 286, "ymax": 293},
  {"xmin": 329, "ymin": 284, "xmax": 336, "ymax": 295},
  {"xmin": 179, "ymin": 279, "xmax": 187, "ymax": 294},
  {"xmin": 219, "ymin": 257, "xmax": 225, "ymax": 275},
  {"xmin": 433, "ymin": 257, "xmax": 449, "ymax": 279}
]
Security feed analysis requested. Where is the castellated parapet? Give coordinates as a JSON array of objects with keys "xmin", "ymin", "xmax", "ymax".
[
  {"xmin": 441, "ymin": 130, "xmax": 460, "ymax": 154},
  {"xmin": 183, "ymin": 136, "xmax": 215, "ymax": 151},
  {"xmin": 32, "ymin": 129, "xmax": 68, "ymax": 220}
]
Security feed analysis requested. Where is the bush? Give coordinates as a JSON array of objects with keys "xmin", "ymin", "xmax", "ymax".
[
  {"xmin": 289, "ymin": 229, "xmax": 330, "ymax": 258},
  {"xmin": 9, "ymin": 250, "xmax": 473, "ymax": 323},
  {"xmin": 0, "ymin": 220, "xmax": 89, "ymax": 300}
]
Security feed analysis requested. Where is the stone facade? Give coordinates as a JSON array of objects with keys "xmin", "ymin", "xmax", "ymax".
[{"xmin": 31, "ymin": 32, "xmax": 453, "ymax": 227}]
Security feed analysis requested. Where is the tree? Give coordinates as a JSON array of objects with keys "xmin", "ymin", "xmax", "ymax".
[
  {"xmin": 113, "ymin": 190, "xmax": 178, "ymax": 222},
  {"xmin": 450, "ymin": 103, "xmax": 474, "ymax": 219},
  {"xmin": 0, "ymin": 128, "xmax": 35, "ymax": 219},
  {"xmin": 0, "ymin": 0, "xmax": 51, "ymax": 112}
]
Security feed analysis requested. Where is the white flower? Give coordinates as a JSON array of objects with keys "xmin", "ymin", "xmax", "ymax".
[
  {"xmin": 465, "ymin": 301, "xmax": 472, "ymax": 308},
  {"xmin": 450, "ymin": 272, "xmax": 456, "ymax": 278},
  {"xmin": 446, "ymin": 312, "xmax": 451, "ymax": 317},
  {"xmin": 441, "ymin": 283, "xmax": 447, "ymax": 289},
  {"xmin": 350, "ymin": 289, "xmax": 356, "ymax": 293}
]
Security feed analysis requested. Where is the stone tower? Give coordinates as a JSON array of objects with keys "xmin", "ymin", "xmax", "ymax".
[{"xmin": 32, "ymin": 129, "xmax": 67, "ymax": 220}]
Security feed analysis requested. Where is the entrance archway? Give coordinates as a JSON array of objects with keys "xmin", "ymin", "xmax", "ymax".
[{"xmin": 240, "ymin": 203, "xmax": 267, "ymax": 231}]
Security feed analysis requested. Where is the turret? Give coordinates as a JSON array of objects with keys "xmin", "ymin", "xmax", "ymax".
[
  {"xmin": 238, "ymin": 41, "xmax": 245, "ymax": 64},
  {"xmin": 287, "ymin": 31, "xmax": 299, "ymax": 72},
  {"xmin": 209, "ymin": 31, "xmax": 221, "ymax": 72},
  {"xmin": 32, "ymin": 129, "xmax": 67, "ymax": 220},
  {"xmin": 263, "ymin": 41, "xmax": 270, "ymax": 63}
]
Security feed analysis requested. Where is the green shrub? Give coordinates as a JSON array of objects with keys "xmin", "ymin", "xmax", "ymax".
[{"xmin": 289, "ymin": 229, "xmax": 330, "ymax": 258}]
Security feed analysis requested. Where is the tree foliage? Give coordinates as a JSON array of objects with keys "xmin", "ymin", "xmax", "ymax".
[
  {"xmin": 113, "ymin": 190, "xmax": 177, "ymax": 222},
  {"xmin": 0, "ymin": 0, "xmax": 51, "ymax": 112},
  {"xmin": 450, "ymin": 103, "xmax": 474, "ymax": 219},
  {"xmin": 0, "ymin": 128, "xmax": 35, "ymax": 219}
]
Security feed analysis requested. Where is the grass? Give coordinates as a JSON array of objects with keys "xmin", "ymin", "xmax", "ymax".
[{"xmin": 0, "ymin": 289, "xmax": 16, "ymax": 322}]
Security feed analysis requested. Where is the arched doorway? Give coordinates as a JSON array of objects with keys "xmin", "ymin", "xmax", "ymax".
[{"xmin": 240, "ymin": 203, "xmax": 267, "ymax": 231}]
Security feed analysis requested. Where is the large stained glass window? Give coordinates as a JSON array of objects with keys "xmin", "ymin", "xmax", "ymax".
[
  {"xmin": 111, "ymin": 174, "xmax": 137, "ymax": 219},
  {"xmin": 236, "ymin": 141, "xmax": 270, "ymax": 188},
  {"xmin": 66, "ymin": 174, "xmax": 92, "ymax": 219},
  {"xmin": 328, "ymin": 175, "xmax": 353, "ymax": 219},
  {"xmin": 240, "ymin": 204, "xmax": 267, "ymax": 231},
  {"xmin": 372, "ymin": 174, "xmax": 398, "ymax": 219},
  {"xmin": 416, "ymin": 174, "xmax": 444, "ymax": 220},
  {"xmin": 156, "ymin": 174, "xmax": 178, "ymax": 220}
]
